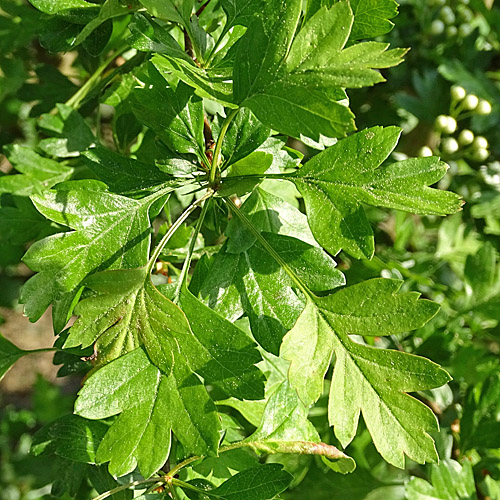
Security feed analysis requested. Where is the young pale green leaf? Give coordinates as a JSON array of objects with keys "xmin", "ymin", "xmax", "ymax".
[
  {"xmin": 233, "ymin": 1, "xmax": 405, "ymax": 140},
  {"xmin": 75, "ymin": 347, "xmax": 221, "ymax": 478},
  {"xmin": 83, "ymin": 146, "xmax": 182, "ymax": 197},
  {"xmin": 291, "ymin": 126, "xmax": 463, "ymax": 259},
  {"xmin": 208, "ymin": 464, "xmax": 292, "ymax": 500},
  {"xmin": 65, "ymin": 268, "xmax": 188, "ymax": 371},
  {"xmin": 281, "ymin": 278, "xmax": 449, "ymax": 467},
  {"xmin": 247, "ymin": 380, "xmax": 355, "ymax": 474},
  {"xmin": 20, "ymin": 184, "xmax": 165, "ymax": 324},
  {"xmin": 405, "ymin": 459, "xmax": 477, "ymax": 500},
  {"xmin": 0, "ymin": 333, "xmax": 27, "ymax": 382},
  {"xmin": 31, "ymin": 414, "xmax": 108, "ymax": 464},
  {"xmin": 131, "ymin": 65, "xmax": 205, "ymax": 157},
  {"xmin": 67, "ymin": 268, "xmax": 264, "ymax": 399}
]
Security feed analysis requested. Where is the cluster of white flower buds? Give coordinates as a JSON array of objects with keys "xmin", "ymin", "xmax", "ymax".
[
  {"xmin": 429, "ymin": 0, "xmax": 475, "ymax": 40},
  {"xmin": 418, "ymin": 85, "xmax": 492, "ymax": 161}
]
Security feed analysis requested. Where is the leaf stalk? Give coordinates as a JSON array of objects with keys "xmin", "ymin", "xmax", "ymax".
[{"xmin": 210, "ymin": 109, "xmax": 239, "ymax": 186}]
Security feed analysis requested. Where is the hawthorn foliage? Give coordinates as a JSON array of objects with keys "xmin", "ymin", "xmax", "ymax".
[{"xmin": 2, "ymin": 0, "xmax": 498, "ymax": 498}]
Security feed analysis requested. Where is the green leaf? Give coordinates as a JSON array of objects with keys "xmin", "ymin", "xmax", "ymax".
[
  {"xmin": 0, "ymin": 333, "xmax": 27, "ymax": 381},
  {"xmin": 247, "ymin": 379, "xmax": 355, "ymax": 474},
  {"xmin": 291, "ymin": 126, "xmax": 463, "ymax": 259},
  {"xmin": 233, "ymin": 2, "xmax": 405, "ymax": 140},
  {"xmin": 209, "ymin": 464, "xmax": 292, "ymax": 500},
  {"xmin": 220, "ymin": 108, "xmax": 271, "ymax": 167},
  {"xmin": 221, "ymin": 0, "xmax": 262, "ymax": 31},
  {"xmin": 38, "ymin": 104, "xmax": 95, "ymax": 158},
  {"xmin": 65, "ymin": 268, "xmax": 189, "ymax": 371},
  {"xmin": 179, "ymin": 287, "xmax": 264, "ymax": 400},
  {"xmin": 29, "ymin": 0, "xmax": 97, "ymax": 17},
  {"xmin": 67, "ymin": 268, "xmax": 264, "ymax": 399},
  {"xmin": 31, "ymin": 414, "xmax": 108, "ymax": 464},
  {"xmin": 76, "ymin": 347, "xmax": 221, "ymax": 478},
  {"xmin": 198, "ymin": 227, "xmax": 344, "ymax": 354},
  {"xmin": 89, "ymin": 466, "xmax": 134, "ymax": 500},
  {"xmin": 463, "ymin": 242, "xmax": 500, "ymax": 320},
  {"xmin": 225, "ymin": 188, "xmax": 318, "ymax": 253},
  {"xmin": 348, "ymin": 0, "xmax": 399, "ymax": 40},
  {"xmin": 131, "ymin": 65, "xmax": 205, "ymax": 157},
  {"xmin": 281, "ymin": 278, "xmax": 449, "ymax": 467},
  {"xmin": 152, "ymin": 54, "xmax": 236, "ymax": 107},
  {"xmin": 129, "ymin": 13, "xmax": 190, "ymax": 60},
  {"xmin": 0, "ymin": 198, "xmax": 57, "ymax": 246},
  {"xmin": 83, "ymin": 146, "xmax": 181, "ymax": 197},
  {"xmin": 138, "ymin": 0, "xmax": 194, "ymax": 26},
  {"xmin": 461, "ymin": 374, "xmax": 500, "ymax": 452},
  {"xmin": 73, "ymin": 0, "xmax": 136, "ymax": 46},
  {"xmin": 20, "ymin": 184, "xmax": 166, "ymax": 324},
  {"xmin": 3, "ymin": 144, "xmax": 74, "ymax": 188},
  {"xmin": 405, "ymin": 459, "xmax": 477, "ymax": 500}
]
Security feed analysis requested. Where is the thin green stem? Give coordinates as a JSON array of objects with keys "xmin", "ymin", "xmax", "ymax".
[
  {"xmin": 173, "ymin": 197, "xmax": 211, "ymax": 302},
  {"xmin": 168, "ymin": 455, "xmax": 203, "ymax": 477},
  {"xmin": 223, "ymin": 197, "xmax": 312, "ymax": 298},
  {"xmin": 147, "ymin": 190, "xmax": 213, "ymax": 274},
  {"xmin": 66, "ymin": 45, "xmax": 128, "ymax": 110},
  {"xmin": 222, "ymin": 172, "xmax": 295, "ymax": 181},
  {"xmin": 27, "ymin": 347, "xmax": 60, "ymax": 354},
  {"xmin": 210, "ymin": 108, "xmax": 239, "ymax": 185},
  {"xmin": 171, "ymin": 478, "xmax": 210, "ymax": 495},
  {"xmin": 168, "ymin": 482, "xmax": 181, "ymax": 500},
  {"xmin": 92, "ymin": 478, "xmax": 162, "ymax": 500},
  {"xmin": 204, "ymin": 29, "xmax": 227, "ymax": 67}
]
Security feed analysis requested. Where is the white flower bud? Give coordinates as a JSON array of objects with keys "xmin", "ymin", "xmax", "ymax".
[
  {"xmin": 458, "ymin": 23, "xmax": 473, "ymax": 37},
  {"xmin": 463, "ymin": 94, "xmax": 479, "ymax": 110},
  {"xmin": 476, "ymin": 100, "xmax": 492, "ymax": 115},
  {"xmin": 458, "ymin": 129, "xmax": 474, "ymax": 146},
  {"xmin": 430, "ymin": 19, "xmax": 445, "ymax": 35},
  {"xmin": 442, "ymin": 137, "xmax": 459, "ymax": 154},
  {"xmin": 472, "ymin": 148, "xmax": 489, "ymax": 162},
  {"xmin": 474, "ymin": 136, "xmax": 489, "ymax": 149},
  {"xmin": 458, "ymin": 6, "xmax": 473, "ymax": 22},
  {"xmin": 435, "ymin": 115, "xmax": 457, "ymax": 134},
  {"xmin": 451, "ymin": 85, "xmax": 466, "ymax": 100},
  {"xmin": 418, "ymin": 146, "xmax": 434, "ymax": 157},
  {"xmin": 446, "ymin": 26, "xmax": 458, "ymax": 37},
  {"xmin": 440, "ymin": 6, "xmax": 456, "ymax": 24}
]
